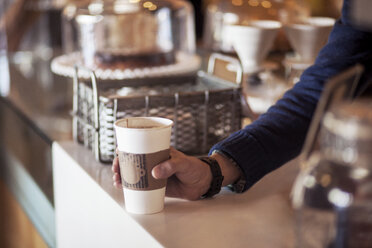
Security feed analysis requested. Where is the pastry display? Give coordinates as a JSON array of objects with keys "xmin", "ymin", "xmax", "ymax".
[
  {"xmin": 74, "ymin": 2, "xmax": 175, "ymax": 69},
  {"xmin": 52, "ymin": 0, "xmax": 199, "ymax": 79}
]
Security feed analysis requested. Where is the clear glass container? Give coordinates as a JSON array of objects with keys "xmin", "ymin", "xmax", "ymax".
[
  {"xmin": 0, "ymin": 0, "xmax": 10, "ymax": 96},
  {"xmin": 1, "ymin": 0, "xmax": 68, "ymax": 90},
  {"xmin": 283, "ymin": 16, "xmax": 335, "ymax": 86},
  {"xmin": 62, "ymin": 0, "xmax": 196, "ymax": 70},
  {"xmin": 292, "ymin": 100, "xmax": 372, "ymax": 248},
  {"xmin": 203, "ymin": 0, "xmax": 310, "ymax": 53}
]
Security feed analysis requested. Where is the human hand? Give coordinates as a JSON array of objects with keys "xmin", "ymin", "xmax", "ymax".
[
  {"xmin": 152, "ymin": 148, "xmax": 212, "ymax": 201},
  {"xmin": 112, "ymin": 147, "xmax": 242, "ymax": 200},
  {"xmin": 112, "ymin": 152, "xmax": 122, "ymax": 189},
  {"xmin": 112, "ymin": 148, "xmax": 212, "ymax": 200}
]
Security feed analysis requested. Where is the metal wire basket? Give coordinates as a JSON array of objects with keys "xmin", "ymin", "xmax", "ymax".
[{"xmin": 72, "ymin": 54, "xmax": 243, "ymax": 163}]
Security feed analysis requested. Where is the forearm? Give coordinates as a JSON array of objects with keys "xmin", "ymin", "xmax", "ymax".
[{"xmin": 210, "ymin": 0, "xmax": 372, "ymax": 192}]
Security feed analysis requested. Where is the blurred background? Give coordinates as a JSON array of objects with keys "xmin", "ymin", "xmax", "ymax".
[{"xmin": 0, "ymin": 0, "xmax": 342, "ymax": 247}]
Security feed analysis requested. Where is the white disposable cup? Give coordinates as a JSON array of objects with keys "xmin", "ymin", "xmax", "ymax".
[{"xmin": 114, "ymin": 117, "xmax": 173, "ymax": 214}]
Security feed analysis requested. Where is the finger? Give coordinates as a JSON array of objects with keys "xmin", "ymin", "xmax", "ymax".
[
  {"xmin": 113, "ymin": 172, "xmax": 122, "ymax": 189},
  {"xmin": 152, "ymin": 150, "xmax": 190, "ymax": 179},
  {"xmin": 169, "ymin": 147, "xmax": 181, "ymax": 157},
  {"xmin": 165, "ymin": 177, "xmax": 200, "ymax": 201},
  {"xmin": 152, "ymin": 160, "xmax": 176, "ymax": 179},
  {"xmin": 113, "ymin": 181, "xmax": 122, "ymax": 189},
  {"xmin": 164, "ymin": 177, "xmax": 182, "ymax": 198},
  {"xmin": 112, "ymin": 173, "xmax": 121, "ymax": 183},
  {"xmin": 112, "ymin": 157, "xmax": 120, "ymax": 173}
]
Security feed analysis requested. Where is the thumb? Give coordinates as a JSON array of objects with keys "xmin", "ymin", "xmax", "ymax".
[{"xmin": 152, "ymin": 160, "xmax": 177, "ymax": 179}]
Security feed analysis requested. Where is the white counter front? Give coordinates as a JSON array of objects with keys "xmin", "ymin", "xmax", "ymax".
[{"xmin": 52, "ymin": 141, "xmax": 299, "ymax": 248}]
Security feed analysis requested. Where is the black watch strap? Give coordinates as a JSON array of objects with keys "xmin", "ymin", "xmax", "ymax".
[
  {"xmin": 212, "ymin": 150, "xmax": 246, "ymax": 193},
  {"xmin": 199, "ymin": 156, "xmax": 224, "ymax": 198}
]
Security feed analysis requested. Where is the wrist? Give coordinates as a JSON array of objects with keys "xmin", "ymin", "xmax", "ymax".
[
  {"xmin": 198, "ymin": 157, "xmax": 224, "ymax": 198},
  {"xmin": 210, "ymin": 153, "xmax": 241, "ymax": 187},
  {"xmin": 200, "ymin": 160, "xmax": 213, "ymax": 196}
]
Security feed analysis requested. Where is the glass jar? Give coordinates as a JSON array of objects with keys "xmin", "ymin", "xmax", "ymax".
[
  {"xmin": 292, "ymin": 99, "xmax": 372, "ymax": 248},
  {"xmin": 62, "ymin": 0, "xmax": 196, "ymax": 70}
]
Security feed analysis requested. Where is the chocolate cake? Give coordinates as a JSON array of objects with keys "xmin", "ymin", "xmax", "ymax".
[{"xmin": 94, "ymin": 51, "xmax": 176, "ymax": 69}]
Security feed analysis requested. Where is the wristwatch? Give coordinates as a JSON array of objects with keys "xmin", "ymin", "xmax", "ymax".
[
  {"xmin": 198, "ymin": 156, "xmax": 224, "ymax": 198},
  {"xmin": 212, "ymin": 150, "xmax": 246, "ymax": 193}
]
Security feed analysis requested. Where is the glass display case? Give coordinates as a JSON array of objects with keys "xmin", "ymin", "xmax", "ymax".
[{"xmin": 55, "ymin": 0, "xmax": 199, "ymax": 79}]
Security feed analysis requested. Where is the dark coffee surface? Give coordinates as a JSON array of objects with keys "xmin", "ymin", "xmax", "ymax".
[{"xmin": 118, "ymin": 149, "xmax": 169, "ymax": 191}]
